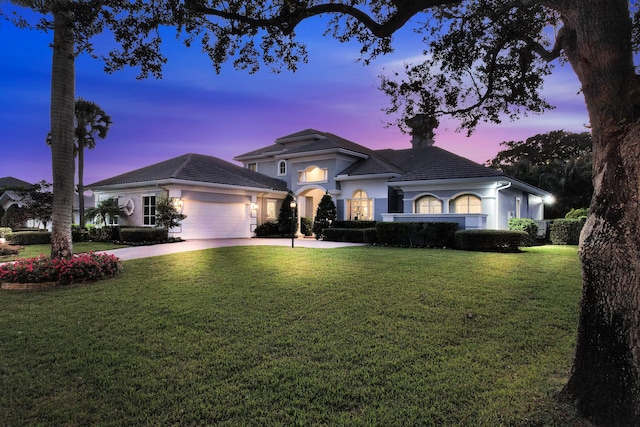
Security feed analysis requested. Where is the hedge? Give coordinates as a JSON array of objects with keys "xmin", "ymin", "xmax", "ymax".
[
  {"xmin": 375, "ymin": 222, "xmax": 458, "ymax": 248},
  {"xmin": 550, "ymin": 218, "xmax": 585, "ymax": 245},
  {"xmin": 454, "ymin": 230, "xmax": 527, "ymax": 252},
  {"xmin": 120, "ymin": 227, "xmax": 168, "ymax": 243},
  {"xmin": 5, "ymin": 231, "xmax": 51, "ymax": 245},
  {"xmin": 322, "ymin": 228, "xmax": 377, "ymax": 243},
  {"xmin": 507, "ymin": 218, "xmax": 539, "ymax": 246},
  {"xmin": 254, "ymin": 221, "xmax": 281, "ymax": 237}
]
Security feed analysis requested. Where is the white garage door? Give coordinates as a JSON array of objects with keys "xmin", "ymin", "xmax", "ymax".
[{"xmin": 179, "ymin": 201, "xmax": 251, "ymax": 239}]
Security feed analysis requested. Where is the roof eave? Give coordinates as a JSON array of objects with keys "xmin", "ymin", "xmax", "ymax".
[
  {"xmin": 335, "ymin": 173, "xmax": 401, "ymax": 182},
  {"xmin": 89, "ymin": 178, "xmax": 288, "ymax": 194}
]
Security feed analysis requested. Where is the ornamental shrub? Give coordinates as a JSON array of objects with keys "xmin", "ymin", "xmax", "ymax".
[
  {"xmin": 254, "ymin": 221, "xmax": 280, "ymax": 237},
  {"xmin": 0, "ymin": 228, "xmax": 11, "ymax": 238},
  {"xmin": 332, "ymin": 220, "xmax": 377, "ymax": 229},
  {"xmin": 565, "ymin": 207, "xmax": 589, "ymax": 219},
  {"xmin": 0, "ymin": 252, "xmax": 122, "ymax": 285},
  {"xmin": 313, "ymin": 193, "xmax": 337, "ymax": 239},
  {"xmin": 454, "ymin": 230, "xmax": 526, "ymax": 252},
  {"xmin": 0, "ymin": 243, "xmax": 20, "ymax": 256},
  {"xmin": 322, "ymin": 228, "xmax": 377, "ymax": 243},
  {"xmin": 301, "ymin": 217, "xmax": 313, "ymax": 236},
  {"xmin": 120, "ymin": 227, "xmax": 168, "ymax": 243},
  {"xmin": 508, "ymin": 218, "xmax": 539, "ymax": 246}
]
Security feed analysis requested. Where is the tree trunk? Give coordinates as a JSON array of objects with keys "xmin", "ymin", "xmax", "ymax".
[
  {"xmin": 559, "ymin": 1, "xmax": 640, "ymax": 424},
  {"xmin": 78, "ymin": 140, "xmax": 85, "ymax": 229},
  {"xmin": 49, "ymin": 2, "xmax": 75, "ymax": 259}
]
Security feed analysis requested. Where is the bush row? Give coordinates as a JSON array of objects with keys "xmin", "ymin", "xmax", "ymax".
[
  {"xmin": 550, "ymin": 218, "xmax": 586, "ymax": 245},
  {"xmin": 454, "ymin": 230, "xmax": 527, "ymax": 253},
  {"xmin": 322, "ymin": 228, "xmax": 377, "ymax": 244},
  {"xmin": 5, "ymin": 231, "xmax": 51, "ymax": 245},
  {"xmin": 374, "ymin": 222, "xmax": 458, "ymax": 248}
]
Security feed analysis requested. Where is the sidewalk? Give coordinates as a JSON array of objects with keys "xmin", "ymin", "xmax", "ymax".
[{"xmin": 99, "ymin": 238, "xmax": 367, "ymax": 261}]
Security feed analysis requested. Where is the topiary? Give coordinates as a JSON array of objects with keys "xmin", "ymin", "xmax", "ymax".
[{"xmin": 312, "ymin": 192, "xmax": 337, "ymax": 239}]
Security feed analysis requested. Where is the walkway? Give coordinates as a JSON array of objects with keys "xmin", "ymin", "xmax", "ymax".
[{"xmin": 100, "ymin": 238, "xmax": 366, "ymax": 261}]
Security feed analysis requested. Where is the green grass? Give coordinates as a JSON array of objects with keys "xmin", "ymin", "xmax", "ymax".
[
  {"xmin": 0, "ymin": 241, "xmax": 129, "ymax": 261},
  {"xmin": 0, "ymin": 245, "xmax": 582, "ymax": 426}
]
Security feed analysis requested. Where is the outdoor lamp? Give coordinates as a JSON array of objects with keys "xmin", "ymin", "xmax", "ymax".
[{"xmin": 290, "ymin": 200, "xmax": 297, "ymax": 248}]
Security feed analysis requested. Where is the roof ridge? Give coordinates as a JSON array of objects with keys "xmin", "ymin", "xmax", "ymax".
[{"xmin": 171, "ymin": 153, "xmax": 195, "ymax": 178}]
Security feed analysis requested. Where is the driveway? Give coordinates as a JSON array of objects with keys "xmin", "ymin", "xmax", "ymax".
[{"xmin": 100, "ymin": 238, "xmax": 367, "ymax": 261}]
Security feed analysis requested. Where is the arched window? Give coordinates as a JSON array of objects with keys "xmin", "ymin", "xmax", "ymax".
[
  {"xmin": 452, "ymin": 194, "xmax": 482, "ymax": 214},
  {"xmin": 278, "ymin": 160, "xmax": 287, "ymax": 176},
  {"xmin": 348, "ymin": 190, "xmax": 373, "ymax": 220},
  {"xmin": 415, "ymin": 195, "xmax": 442, "ymax": 214}
]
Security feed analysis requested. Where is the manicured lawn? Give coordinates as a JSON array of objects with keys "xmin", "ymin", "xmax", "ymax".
[
  {"xmin": 0, "ymin": 241, "xmax": 129, "ymax": 261},
  {"xmin": 0, "ymin": 245, "xmax": 582, "ymax": 426}
]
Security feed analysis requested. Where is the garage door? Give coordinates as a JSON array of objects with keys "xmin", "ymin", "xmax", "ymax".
[{"xmin": 178, "ymin": 201, "xmax": 251, "ymax": 239}]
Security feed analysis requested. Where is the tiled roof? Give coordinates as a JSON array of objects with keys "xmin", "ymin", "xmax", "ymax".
[
  {"xmin": 0, "ymin": 176, "xmax": 32, "ymax": 190},
  {"xmin": 87, "ymin": 153, "xmax": 288, "ymax": 191},
  {"xmin": 340, "ymin": 146, "xmax": 503, "ymax": 181}
]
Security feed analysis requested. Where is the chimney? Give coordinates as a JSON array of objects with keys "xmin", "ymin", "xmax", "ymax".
[{"xmin": 405, "ymin": 114, "xmax": 438, "ymax": 149}]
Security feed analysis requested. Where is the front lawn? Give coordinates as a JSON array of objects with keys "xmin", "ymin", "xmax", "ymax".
[
  {"xmin": 0, "ymin": 241, "xmax": 129, "ymax": 262},
  {"xmin": 0, "ymin": 245, "xmax": 582, "ymax": 426}
]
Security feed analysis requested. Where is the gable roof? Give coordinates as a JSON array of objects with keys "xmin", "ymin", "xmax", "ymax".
[
  {"xmin": 339, "ymin": 146, "xmax": 503, "ymax": 181},
  {"xmin": 87, "ymin": 153, "xmax": 288, "ymax": 191},
  {"xmin": 0, "ymin": 176, "xmax": 32, "ymax": 190}
]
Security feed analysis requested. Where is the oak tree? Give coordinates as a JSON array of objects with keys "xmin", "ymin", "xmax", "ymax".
[{"xmin": 170, "ymin": 1, "xmax": 640, "ymax": 424}]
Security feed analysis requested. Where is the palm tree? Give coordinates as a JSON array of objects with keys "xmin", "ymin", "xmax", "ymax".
[
  {"xmin": 84, "ymin": 199, "xmax": 126, "ymax": 228},
  {"xmin": 74, "ymin": 99, "xmax": 112, "ymax": 229}
]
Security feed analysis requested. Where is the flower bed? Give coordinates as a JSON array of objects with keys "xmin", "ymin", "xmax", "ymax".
[{"xmin": 0, "ymin": 252, "xmax": 122, "ymax": 287}]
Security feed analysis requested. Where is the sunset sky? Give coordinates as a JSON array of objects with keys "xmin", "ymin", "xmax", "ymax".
[{"xmin": 1, "ymin": 6, "xmax": 589, "ymax": 186}]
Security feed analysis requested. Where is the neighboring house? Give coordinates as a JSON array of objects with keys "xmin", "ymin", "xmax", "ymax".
[
  {"xmin": 86, "ymin": 153, "xmax": 289, "ymax": 239},
  {"xmin": 87, "ymin": 129, "xmax": 552, "ymax": 240},
  {"xmin": 0, "ymin": 177, "xmax": 32, "ymax": 228}
]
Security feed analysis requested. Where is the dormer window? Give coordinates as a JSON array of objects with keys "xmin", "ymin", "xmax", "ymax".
[
  {"xmin": 278, "ymin": 160, "xmax": 287, "ymax": 176},
  {"xmin": 247, "ymin": 163, "xmax": 257, "ymax": 172},
  {"xmin": 298, "ymin": 166, "xmax": 328, "ymax": 183}
]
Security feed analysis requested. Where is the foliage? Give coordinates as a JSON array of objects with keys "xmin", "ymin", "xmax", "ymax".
[
  {"xmin": 277, "ymin": 192, "xmax": 298, "ymax": 236},
  {"xmin": 155, "ymin": 195, "xmax": 187, "ymax": 230},
  {"xmin": 88, "ymin": 226, "xmax": 121, "ymax": 243},
  {"xmin": 254, "ymin": 221, "xmax": 280, "ymax": 237},
  {"xmin": 0, "ymin": 241, "xmax": 128, "ymax": 263},
  {"xmin": 300, "ymin": 216, "xmax": 312, "ymax": 236},
  {"xmin": 5, "ymin": 231, "xmax": 51, "ymax": 246},
  {"xmin": 488, "ymin": 131, "xmax": 593, "ymax": 218},
  {"xmin": 375, "ymin": 222, "xmax": 458, "ymax": 248},
  {"xmin": 454, "ymin": 230, "xmax": 527, "ymax": 253},
  {"xmin": 565, "ymin": 208, "xmax": 589, "ymax": 219},
  {"xmin": 120, "ymin": 227, "xmax": 168, "ymax": 244},
  {"xmin": 0, "ymin": 228, "xmax": 11, "ymax": 239},
  {"xmin": 0, "ymin": 245, "xmax": 582, "ymax": 425},
  {"xmin": 0, "ymin": 252, "xmax": 122, "ymax": 285},
  {"xmin": 312, "ymin": 192, "xmax": 337, "ymax": 239},
  {"xmin": 550, "ymin": 219, "xmax": 586, "ymax": 245},
  {"xmin": 508, "ymin": 218, "xmax": 539, "ymax": 246},
  {"xmin": 85, "ymin": 199, "xmax": 126, "ymax": 228},
  {"xmin": 322, "ymin": 227, "xmax": 377, "ymax": 243}
]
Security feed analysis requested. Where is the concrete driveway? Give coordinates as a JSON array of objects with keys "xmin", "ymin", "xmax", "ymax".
[{"xmin": 100, "ymin": 238, "xmax": 367, "ymax": 261}]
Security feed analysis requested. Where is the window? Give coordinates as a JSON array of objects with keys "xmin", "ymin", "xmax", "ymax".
[
  {"xmin": 266, "ymin": 199, "xmax": 277, "ymax": 220},
  {"xmin": 348, "ymin": 190, "xmax": 373, "ymax": 220},
  {"xmin": 452, "ymin": 194, "xmax": 482, "ymax": 214},
  {"xmin": 247, "ymin": 163, "xmax": 257, "ymax": 172},
  {"xmin": 278, "ymin": 160, "xmax": 287, "ymax": 176},
  {"xmin": 298, "ymin": 166, "xmax": 327, "ymax": 183},
  {"xmin": 143, "ymin": 195, "xmax": 156, "ymax": 225},
  {"xmin": 415, "ymin": 195, "xmax": 442, "ymax": 214}
]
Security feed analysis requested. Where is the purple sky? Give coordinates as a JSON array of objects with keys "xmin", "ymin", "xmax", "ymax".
[{"xmin": 1, "ymin": 8, "xmax": 589, "ymax": 186}]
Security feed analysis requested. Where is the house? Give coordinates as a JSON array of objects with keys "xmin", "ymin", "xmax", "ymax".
[
  {"xmin": 87, "ymin": 128, "xmax": 552, "ymax": 240},
  {"xmin": 0, "ymin": 177, "xmax": 94, "ymax": 229}
]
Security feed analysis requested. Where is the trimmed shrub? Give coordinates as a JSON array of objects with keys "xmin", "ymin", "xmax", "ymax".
[
  {"xmin": 88, "ymin": 226, "xmax": 121, "ymax": 242},
  {"xmin": 454, "ymin": 230, "xmax": 527, "ymax": 252},
  {"xmin": 313, "ymin": 193, "xmax": 337, "ymax": 239},
  {"xmin": 508, "ymin": 218, "xmax": 539, "ymax": 246},
  {"xmin": 254, "ymin": 221, "xmax": 280, "ymax": 237},
  {"xmin": 565, "ymin": 207, "xmax": 589, "ymax": 219},
  {"xmin": 120, "ymin": 227, "xmax": 168, "ymax": 243},
  {"xmin": 0, "ymin": 243, "xmax": 20, "ymax": 256},
  {"xmin": 5, "ymin": 231, "xmax": 51, "ymax": 245},
  {"xmin": 301, "ymin": 217, "xmax": 313, "ymax": 237},
  {"xmin": 332, "ymin": 220, "xmax": 377, "ymax": 229},
  {"xmin": 376, "ymin": 222, "xmax": 458, "ymax": 248},
  {"xmin": 322, "ymin": 228, "xmax": 377, "ymax": 243},
  {"xmin": 550, "ymin": 218, "xmax": 585, "ymax": 245},
  {"xmin": 0, "ymin": 252, "xmax": 122, "ymax": 285}
]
